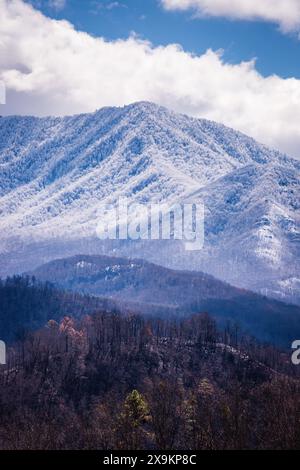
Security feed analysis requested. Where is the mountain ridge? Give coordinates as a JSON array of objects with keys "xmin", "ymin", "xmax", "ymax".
[
  {"xmin": 0, "ymin": 101, "xmax": 299, "ymax": 304},
  {"xmin": 29, "ymin": 253, "xmax": 300, "ymax": 347}
]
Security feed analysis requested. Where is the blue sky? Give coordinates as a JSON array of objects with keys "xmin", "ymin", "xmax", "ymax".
[{"xmin": 28, "ymin": 0, "xmax": 300, "ymax": 79}]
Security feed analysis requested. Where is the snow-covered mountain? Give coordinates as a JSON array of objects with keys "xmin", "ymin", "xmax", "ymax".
[{"xmin": 0, "ymin": 102, "xmax": 299, "ymax": 303}]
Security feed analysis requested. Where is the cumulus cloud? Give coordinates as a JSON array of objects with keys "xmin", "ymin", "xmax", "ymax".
[
  {"xmin": 161, "ymin": 0, "xmax": 300, "ymax": 34},
  {"xmin": 1, "ymin": 0, "xmax": 300, "ymax": 159}
]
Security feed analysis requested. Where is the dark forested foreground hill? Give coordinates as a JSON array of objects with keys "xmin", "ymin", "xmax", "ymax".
[
  {"xmin": 2, "ymin": 271, "xmax": 300, "ymax": 348},
  {"xmin": 31, "ymin": 255, "xmax": 300, "ymax": 348},
  {"xmin": 0, "ymin": 275, "xmax": 181, "ymax": 343},
  {"xmin": 1, "ymin": 308, "xmax": 300, "ymax": 450},
  {"xmin": 0, "ymin": 275, "xmax": 116, "ymax": 342}
]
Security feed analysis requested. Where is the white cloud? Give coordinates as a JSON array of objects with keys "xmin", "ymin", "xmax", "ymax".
[
  {"xmin": 106, "ymin": 2, "xmax": 124, "ymax": 9},
  {"xmin": 90, "ymin": 1, "xmax": 126, "ymax": 14},
  {"xmin": 1, "ymin": 0, "xmax": 300, "ymax": 159},
  {"xmin": 48, "ymin": 0, "xmax": 66, "ymax": 10},
  {"xmin": 26, "ymin": 0, "xmax": 67, "ymax": 11},
  {"xmin": 161, "ymin": 0, "xmax": 300, "ymax": 34}
]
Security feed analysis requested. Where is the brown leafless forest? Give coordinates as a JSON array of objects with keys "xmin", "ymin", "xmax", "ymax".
[{"xmin": 1, "ymin": 278, "xmax": 300, "ymax": 450}]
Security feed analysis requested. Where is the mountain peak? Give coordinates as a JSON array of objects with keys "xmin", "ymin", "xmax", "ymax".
[{"xmin": 0, "ymin": 102, "xmax": 299, "ymax": 304}]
